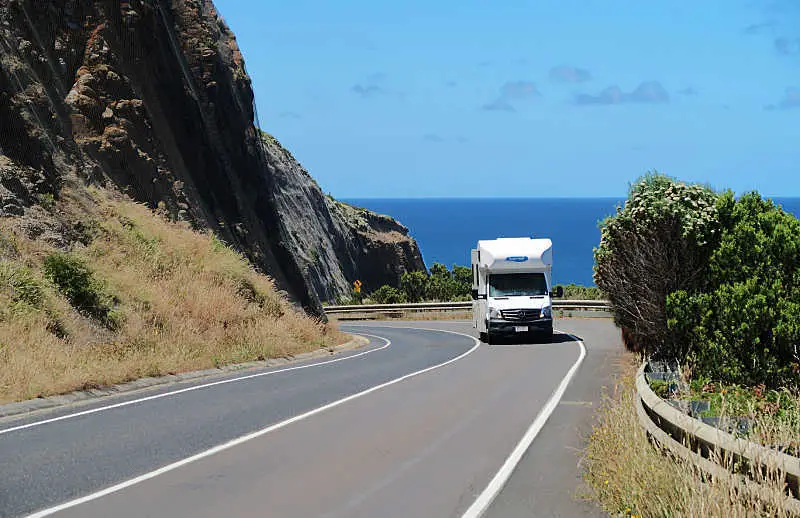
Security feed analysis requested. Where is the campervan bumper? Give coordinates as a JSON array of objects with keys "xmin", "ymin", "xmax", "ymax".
[{"xmin": 488, "ymin": 318, "xmax": 553, "ymax": 335}]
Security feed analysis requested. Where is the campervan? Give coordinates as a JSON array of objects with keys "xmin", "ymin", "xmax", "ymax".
[{"xmin": 471, "ymin": 237, "xmax": 563, "ymax": 344}]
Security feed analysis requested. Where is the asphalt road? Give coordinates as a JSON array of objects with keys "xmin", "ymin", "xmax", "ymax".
[{"xmin": 0, "ymin": 318, "xmax": 621, "ymax": 518}]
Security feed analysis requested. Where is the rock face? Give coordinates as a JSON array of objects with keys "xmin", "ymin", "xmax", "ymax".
[
  {"xmin": 263, "ymin": 133, "xmax": 425, "ymax": 302},
  {"xmin": 0, "ymin": 0, "xmax": 425, "ymax": 315}
]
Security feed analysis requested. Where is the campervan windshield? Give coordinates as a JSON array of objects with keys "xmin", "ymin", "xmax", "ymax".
[{"xmin": 488, "ymin": 273, "xmax": 548, "ymax": 297}]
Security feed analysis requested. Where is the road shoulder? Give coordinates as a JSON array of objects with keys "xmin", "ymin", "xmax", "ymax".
[
  {"xmin": 481, "ymin": 317, "xmax": 622, "ymax": 518},
  {"xmin": 0, "ymin": 334, "xmax": 369, "ymax": 421}
]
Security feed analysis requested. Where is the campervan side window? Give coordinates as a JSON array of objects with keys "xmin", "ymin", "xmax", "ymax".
[{"xmin": 489, "ymin": 273, "xmax": 548, "ymax": 297}]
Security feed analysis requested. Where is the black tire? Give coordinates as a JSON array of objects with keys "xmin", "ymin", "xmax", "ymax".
[
  {"xmin": 486, "ymin": 332, "xmax": 494, "ymax": 345},
  {"xmin": 479, "ymin": 332, "xmax": 488, "ymax": 343}
]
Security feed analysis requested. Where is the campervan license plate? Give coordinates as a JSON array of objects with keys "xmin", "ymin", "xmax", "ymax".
[{"xmin": 514, "ymin": 326, "xmax": 528, "ymax": 332}]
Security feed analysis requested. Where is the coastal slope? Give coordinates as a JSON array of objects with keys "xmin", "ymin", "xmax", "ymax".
[
  {"xmin": 263, "ymin": 132, "xmax": 425, "ymax": 302},
  {"xmin": 0, "ymin": 0, "xmax": 424, "ymax": 315}
]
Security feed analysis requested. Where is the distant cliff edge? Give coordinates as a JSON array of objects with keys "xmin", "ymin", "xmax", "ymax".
[{"xmin": 0, "ymin": 0, "xmax": 425, "ymax": 316}]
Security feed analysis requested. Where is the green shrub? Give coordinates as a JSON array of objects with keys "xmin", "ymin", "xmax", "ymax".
[
  {"xmin": 397, "ymin": 263, "xmax": 472, "ymax": 303},
  {"xmin": 43, "ymin": 252, "xmax": 120, "ymax": 329},
  {"xmin": 452, "ymin": 265, "xmax": 472, "ymax": 289},
  {"xmin": 370, "ymin": 285, "xmax": 406, "ymax": 304},
  {"xmin": 425, "ymin": 263, "xmax": 454, "ymax": 301},
  {"xmin": 594, "ymin": 174, "xmax": 800, "ymax": 388},
  {"xmin": 400, "ymin": 270, "xmax": 429, "ymax": 303},
  {"xmin": 593, "ymin": 172, "xmax": 723, "ymax": 355},
  {"xmin": 667, "ymin": 193, "xmax": 800, "ymax": 387},
  {"xmin": 555, "ymin": 283, "xmax": 604, "ymax": 300},
  {"xmin": 0, "ymin": 262, "xmax": 45, "ymax": 312},
  {"xmin": 421, "ymin": 263, "xmax": 472, "ymax": 302}
]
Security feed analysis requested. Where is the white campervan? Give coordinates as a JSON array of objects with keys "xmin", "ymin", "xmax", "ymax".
[{"xmin": 471, "ymin": 237, "xmax": 563, "ymax": 344}]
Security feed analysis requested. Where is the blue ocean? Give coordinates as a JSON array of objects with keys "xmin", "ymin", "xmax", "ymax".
[{"xmin": 344, "ymin": 198, "xmax": 800, "ymax": 287}]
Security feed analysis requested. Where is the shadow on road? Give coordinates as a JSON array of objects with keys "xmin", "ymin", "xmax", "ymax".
[{"xmin": 488, "ymin": 332, "xmax": 582, "ymax": 346}]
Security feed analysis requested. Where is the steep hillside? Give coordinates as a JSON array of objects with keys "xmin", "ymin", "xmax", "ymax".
[
  {"xmin": 262, "ymin": 132, "xmax": 425, "ymax": 302},
  {"xmin": 0, "ymin": 0, "xmax": 425, "ymax": 316},
  {"xmin": 0, "ymin": 186, "xmax": 344, "ymax": 403}
]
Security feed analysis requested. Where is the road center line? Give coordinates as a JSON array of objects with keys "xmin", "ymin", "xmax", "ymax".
[
  {"xmin": 460, "ymin": 333, "xmax": 587, "ymax": 518},
  {"xmin": 0, "ymin": 333, "xmax": 389, "ymax": 436},
  {"xmin": 24, "ymin": 328, "xmax": 480, "ymax": 518}
]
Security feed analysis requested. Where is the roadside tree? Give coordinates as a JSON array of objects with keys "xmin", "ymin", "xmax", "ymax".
[{"xmin": 593, "ymin": 172, "xmax": 723, "ymax": 356}]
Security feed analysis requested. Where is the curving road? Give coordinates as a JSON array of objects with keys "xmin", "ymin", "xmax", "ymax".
[{"xmin": 0, "ymin": 318, "xmax": 620, "ymax": 518}]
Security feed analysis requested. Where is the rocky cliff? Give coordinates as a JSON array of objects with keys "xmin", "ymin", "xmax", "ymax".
[
  {"xmin": 0, "ymin": 0, "xmax": 425, "ymax": 315},
  {"xmin": 262, "ymin": 132, "xmax": 425, "ymax": 302}
]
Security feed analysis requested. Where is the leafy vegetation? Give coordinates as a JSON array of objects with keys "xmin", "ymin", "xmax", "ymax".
[
  {"xmin": 335, "ymin": 263, "xmax": 470, "ymax": 304},
  {"xmin": 424, "ymin": 263, "xmax": 472, "ymax": 302},
  {"xmin": 369, "ymin": 285, "xmax": 406, "ymax": 304},
  {"xmin": 400, "ymin": 270, "xmax": 429, "ymax": 303},
  {"xmin": 594, "ymin": 172, "xmax": 800, "ymax": 389},
  {"xmin": 668, "ymin": 193, "xmax": 800, "ymax": 387},
  {"xmin": 587, "ymin": 173, "xmax": 800, "ymax": 516},
  {"xmin": 553, "ymin": 283, "xmax": 604, "ymax": 300},
  {"xmin": 0, "ymin": 262, "xmax": 45, "ymax": 312},
  {"xmin": 338, "ymin": 263, "xmax": 601, "ymax": 305},
  {"xmin": 593, "ymin": 172, "xmax": 722, "ymax": 355},
  {"xmin": 43, "ymin": 252, "xmax": 121, "ymax": 329}
]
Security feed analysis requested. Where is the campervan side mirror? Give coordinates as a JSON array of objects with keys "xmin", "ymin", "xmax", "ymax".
[
  {"xmin": 471, "ymin": 289, "xmax": 478, "ymax": 300},
  {"xmin": 553, "ymin": 286, "xmax": 564, "ymax": 298}
]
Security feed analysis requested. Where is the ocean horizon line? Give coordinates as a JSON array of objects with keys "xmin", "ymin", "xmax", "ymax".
[{"xmin": 342, "ymin": 195, "xmax": 800, "ymax": 201}]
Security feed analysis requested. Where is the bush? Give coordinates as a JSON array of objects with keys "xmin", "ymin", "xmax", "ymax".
[
  {"xmin": 370, "ymin": 285, "xmax": 406, "ymax": 304},
  {"xmin": 0, "ymin": 262, "xmax": 45, "ymax": 312},
  {"xmin": 593, "ymin": 172, "xmax": 722, "ymax": 356},
  {"xmin": 395, "ymin": 264, "xmax": 473, "ymax": 303},
  {"xmin": 450, "ymin": 265, "xmax": 472, "ymax": 300},
  {"xmin": 427, "ymin": 262, "xmax": 469, "ymax": 301},
  {"xmin": 400, "ymin": 270, "xmax": 429, "ymax": 303},
  {"xmin": 42, "ymin": 252, "xmax": 120, "ymax": 329},
  {"xmin": 667, "ymin": 193, "xmax": 800, "ymax": 387},
  {"xmin": 595, "ymin": 175, "xmax": 800, "ymax": 387},
  {"xmin": 555, "ymin": 283, "xmax": 604, "ymax": 300}
]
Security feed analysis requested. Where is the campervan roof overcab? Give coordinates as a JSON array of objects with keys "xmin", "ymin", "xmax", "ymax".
[{"xmin": 471, "ymin": 237, "xmax": 563, "ymax": 344}]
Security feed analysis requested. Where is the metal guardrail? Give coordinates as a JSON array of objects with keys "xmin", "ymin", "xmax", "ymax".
[
  {"xmin": 323, "ymin": 300, "xmax": 611, "ymax": 315},
  {"xmin": 635, "ymin": 363, "xmax": 800, "ymax": 511}
]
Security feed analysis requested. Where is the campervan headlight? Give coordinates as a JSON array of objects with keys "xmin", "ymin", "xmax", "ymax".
[
  {"xmin": 488, "ymin": 307, "xmax": 502, "ymax": 319},
  {"xmin": 541, "ymin": 306, "xmax": 552, "ymax": 319}
]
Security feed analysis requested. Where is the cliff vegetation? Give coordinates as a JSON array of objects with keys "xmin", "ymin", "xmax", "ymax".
[{"xmin": 0, "ymin": 185, "xmax": 342, "ymax": 404}]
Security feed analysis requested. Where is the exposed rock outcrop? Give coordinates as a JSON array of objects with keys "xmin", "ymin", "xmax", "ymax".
[
  {"xmin": 263, "ymin": 132, "xmax": 425, "ymax": 302},
  {"xmin": 0, "ymin": 0, "xmax": 425, "ymax": 315}
]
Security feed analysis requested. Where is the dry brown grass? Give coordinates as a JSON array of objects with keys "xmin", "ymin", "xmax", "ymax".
[
  {"xmin": 0, "ymin": 187, "xmax": 345, "ymax": 404},
  {"xmin": 582, "ymin": 355, "xmax": 799, "ymax": 518}
]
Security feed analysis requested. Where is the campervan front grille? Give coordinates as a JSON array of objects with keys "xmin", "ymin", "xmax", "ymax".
[{"xmin": 500, "ymin": 309, "xmax": 541, "ymax": 321}]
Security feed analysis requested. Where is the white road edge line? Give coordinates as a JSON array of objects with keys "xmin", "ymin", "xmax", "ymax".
[
  {"xmin": 460, "ymin": 333, "xmax": 587, "ymax": 518},
  {"xmin": 24, "ymin": 328, "xmax": 481, "ymax": 518},
  {"xmin": 0, "ymin": 333, "xmax": 390, "ymax": 436}
]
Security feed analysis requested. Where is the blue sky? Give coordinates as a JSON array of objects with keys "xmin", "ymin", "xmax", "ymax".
[{"xmin": 215, "ymin": 0, "xmax": 799, "ymax": 198}]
